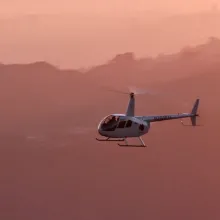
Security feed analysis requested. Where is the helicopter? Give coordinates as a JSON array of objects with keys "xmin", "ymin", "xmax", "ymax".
[{"xmin": 96, "ymin": 88, "xmax": 200, "ymax": 147}]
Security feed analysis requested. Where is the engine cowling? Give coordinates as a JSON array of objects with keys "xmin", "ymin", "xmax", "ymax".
[{"xmin": 135, "ymin": 119, "xmax": 150, "ymax": 135}]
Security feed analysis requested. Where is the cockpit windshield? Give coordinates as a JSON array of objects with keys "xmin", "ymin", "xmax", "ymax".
[{"xmin": 101, "ymin": 115, "xmax": 119, "ymax": 131}]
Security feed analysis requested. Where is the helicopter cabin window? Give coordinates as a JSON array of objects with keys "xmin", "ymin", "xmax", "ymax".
[
  {"xmin": 101, "ymin": 115, "xmax": 119, "ymax": 131},
  {"xmin": 125, "ymin": 120, "xmax": 132, "ymax": 128},
  {"xmin": 139, "ymin": 124, "xmax": 144, "ymax": 131},
  {"xmin": 117, "ymin": 120, "xmax": 127, "ymax": 128}
]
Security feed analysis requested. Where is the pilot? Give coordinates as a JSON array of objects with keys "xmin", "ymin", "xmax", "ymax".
[
  {"xmin": 107, "ymin": 116, "xmax": 116, "ymax": 125},
  {"xmin": 102, "ymin": 116, "xmax": 119, "ymax": 131}
]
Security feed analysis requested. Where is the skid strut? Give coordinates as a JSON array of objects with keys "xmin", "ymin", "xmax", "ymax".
[{"xmin": 118, "ymin": 137, "xmax": 146, "ymax": 147}]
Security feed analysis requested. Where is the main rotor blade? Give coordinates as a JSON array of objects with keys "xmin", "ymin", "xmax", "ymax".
[
  {"xmin": 101, "ymin": 85, "xmax": 159, "ymax": 96},
  {"xmin": 128, "ymin": 86, "xmax": 158, "ymax": 95},
  {"xmin": 105, "ymin": 88, "xmax": 130, "ymax": 95},
  {"xmin": 101, "ymin": 85, "xmax": 196, "ymax": 109}
]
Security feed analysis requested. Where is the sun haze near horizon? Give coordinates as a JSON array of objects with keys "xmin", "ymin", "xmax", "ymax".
[
  {"xmin": 1, "ymin": 0, "xmax": 220, "ymax": 14},
  {"xmin": 0, "ymin": 0, "xmax": 220, "ymax": 68}
]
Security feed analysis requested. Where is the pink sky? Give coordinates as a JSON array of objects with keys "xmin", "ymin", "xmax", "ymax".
[
  {"xmin": 1, "ymin": 0, "xmax": 220, "ymax": 14},
  {"xmin": 0, "ymin": 0, "xmax": 220, "ymax": 68}
]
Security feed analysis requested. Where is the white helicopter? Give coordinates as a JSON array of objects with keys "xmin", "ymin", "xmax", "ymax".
[{"xmin": 96, "ymin": 88, "xmax": 200, "ymax": 147}]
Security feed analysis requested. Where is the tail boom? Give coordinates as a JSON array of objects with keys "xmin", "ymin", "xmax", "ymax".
[
  {"xmin": 141, "ymin": 113, "xmax": 192, "ymax": 123},
  {"xmin": 139, "ymin": 98, "xmax": 200, "ymax": 125}
]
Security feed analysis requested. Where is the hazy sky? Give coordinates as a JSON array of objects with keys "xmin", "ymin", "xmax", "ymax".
[
  {"xmin": 0, "ymin": 0, "xmax": 220, "ymax": 68},
  {"xmin": 0, "ymin": 0, "xmax": 220, "ymax": 14}
]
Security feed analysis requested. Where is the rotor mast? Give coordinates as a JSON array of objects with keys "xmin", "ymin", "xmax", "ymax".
[{"xmin": 126, "ymin": 92, "xmax": 135, "ymax": 116}]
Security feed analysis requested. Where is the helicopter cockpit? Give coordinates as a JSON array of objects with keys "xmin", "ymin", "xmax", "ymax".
[{"xmin": 100, "ymin": 115, "xmax": 120, "ymax": 131}]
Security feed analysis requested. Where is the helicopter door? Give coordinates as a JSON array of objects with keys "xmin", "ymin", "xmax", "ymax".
[
  {"xmin": 125, "ymin": 120, "xmax": 132, "ymax": 128},
  {"xmin": 117, "ymin": 120, "xmax": 127, "ymax": 128}
]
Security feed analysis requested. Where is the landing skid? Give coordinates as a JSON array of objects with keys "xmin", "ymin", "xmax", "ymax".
[
  {"xmin": 96, "ymin": 137, "xmax": 147, "ymax": 147},
  {"xmin": 118, "ymin": 137, "xmax": 147, "ymax": 148},
  {"xmin": 96, "ymin": 137, "xmax": 125, "ymax": 142},
  {"xmin": 118, "ymin": 144, "xmax": 146, "ymax": 147}
]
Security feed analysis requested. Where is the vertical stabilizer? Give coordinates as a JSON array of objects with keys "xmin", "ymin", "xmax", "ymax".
[{"xmin": 190, "ymin": 98, "xmax": 200, "ymax": 126}]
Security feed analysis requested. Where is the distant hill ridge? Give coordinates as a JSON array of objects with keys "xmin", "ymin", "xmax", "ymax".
[{"xmin": 0, "ymin": 37, "xmax": 220, "ymax": 85}]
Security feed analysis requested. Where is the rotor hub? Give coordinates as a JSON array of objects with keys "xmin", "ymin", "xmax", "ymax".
[{"xmin": 130, "ymin": 92, "xmax": 134, "ymax": 98}]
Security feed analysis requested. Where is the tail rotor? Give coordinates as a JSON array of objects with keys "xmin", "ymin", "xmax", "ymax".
[{"xmin": 181, "ymin": 98, "xmax": 203, "ymax": 126}]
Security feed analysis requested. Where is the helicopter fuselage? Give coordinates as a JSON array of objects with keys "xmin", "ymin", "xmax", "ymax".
[
  {"xmin": 96, "ymin": 89, "xmax": 200, "ymax": 147},
  {"xmin": 98, "ymin": 114, "xmax": 150, "ymax": 138}
]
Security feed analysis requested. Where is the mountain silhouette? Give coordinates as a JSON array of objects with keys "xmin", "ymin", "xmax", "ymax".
[
  {"xmin": 1, "ymin": 37, "xmax": 220, "ymax": 89},
  {"xmin": 1, "ymin": 9, "xmax": 220, "ymax": 68}
]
